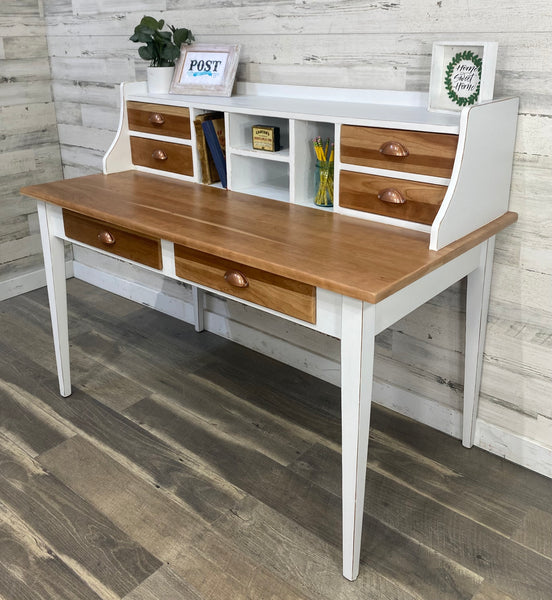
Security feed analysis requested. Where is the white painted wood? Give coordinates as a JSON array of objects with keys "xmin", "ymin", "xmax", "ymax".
[
  {"xmin": 129, "ymin": 131, "xmax": 193, "ymax": 146},
  {"xmin": 335, "ymin": 204, "xmax": 433, "ymax": 233},
  {"xmin": 36, "ymin": 201, "xmax": 71, "ymax": 397},
  {"xmin": 374, "ymin": 245, "xmax": 482, "ymax": 334},
  {"xmin": 103, "ymin": 83, "xmax": 132, "ymax": 174},
  {"xmin": 291, "ymin": 119, "xmax": 335, "ymax": 207},
  {"xmin": 337, "ymin": 162, "xmax": 451, "ymax": 187},
  {"xmin": 160, "ymin": 240, "xmax": 175, "ymax": 277},
  {"xmin": 192, "ymin": 287, "xmax": 205, "ymax": 333},
  {"xmin": 430, "ymin": 98, "xmax": 519, "ymax": 250},
  {"xmin": 463, "ymin": 237, "xmax": 496, "ymax": 447},
  {"xmin": 125, "ymin": 81, "xmax": 461, "ymax": 133},
  {"xmin": 340, "ymin": 296, "xmax": 376, "ymax": 581}
]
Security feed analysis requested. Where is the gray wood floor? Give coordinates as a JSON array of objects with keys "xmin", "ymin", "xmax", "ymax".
[{"xmin": 1, "ymin": 278, "xmax": 551, "ymax": 600}]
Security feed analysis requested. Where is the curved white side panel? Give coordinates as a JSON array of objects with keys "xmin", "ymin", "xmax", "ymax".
[
  {"xmin": 102, "ymin": 83, "xmax": 133, "ymax": 175},
  {"xmin": 430, "ymin": 97, "xmax": 519, "ymax": 250}
]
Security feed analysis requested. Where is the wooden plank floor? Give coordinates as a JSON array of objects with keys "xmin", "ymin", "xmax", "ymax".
[{"xmin": 1, "ymin": 278, "xmax": 551, "ymax": 600}]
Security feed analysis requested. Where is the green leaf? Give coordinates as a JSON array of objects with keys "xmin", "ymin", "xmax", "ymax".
[
  {"xmin": 172, "ymin": 27, "xmax": 194, "ymax": 47},
  {"xmin": 139, "ymin": 16, "xmax": 163, "ymax": 31},
  {"xmin": 138, "ymin": 44, "xmax": 154, "ymax": 61}
]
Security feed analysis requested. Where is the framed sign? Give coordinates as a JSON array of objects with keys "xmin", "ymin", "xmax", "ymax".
[
  {"xmin": 170, "ymin": 43, "xmax": 240, "ymax": 97},
  {"xmin": 428, "ymin": 42, "xmax": 498, "ymax": 112}
]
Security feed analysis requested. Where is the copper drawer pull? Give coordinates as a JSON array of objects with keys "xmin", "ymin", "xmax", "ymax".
[
  {"xmin": 379, "ymin": 141, "xmax": 409, "ymax": 157},
  {"xmin": 98, "ymin": 230, "xmax": 115, "ymax": 245},
  {"xmin": 224, "ymin": 270, "xmax": 249, "ymax": 288},
  {"xmin": 378, "ymin": 188, "xmax": 406, "ymax": 204},
  {"xmin": 149, "ymin": 112, "xmax": 165, "ymax": 125},
  {"xmin": 152, "ymin": 149, "xmax": 168, "ymax": 161}
]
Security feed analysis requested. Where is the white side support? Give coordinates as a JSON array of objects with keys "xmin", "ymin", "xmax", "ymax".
[
  {"xmin": 340, "ymin": 296, "xmax": 376, "ymax": 581},
  {"xmin": 103, "ymin": 82, "xmax": 133, "ymax": 175},
  {"xmin": 192, "ymin": 286, "xmax": 205, "ymax": 332},
  {"xmin": 36, "ymin": 201, "xmax": 72, "ymax": 397},
  {"xmin": 463, "ymin": 236, "xmax": 496, "ymax": 447},
  {"xmin": 430, "ymin": 97, "xmax": 519, "ymax": 250}
]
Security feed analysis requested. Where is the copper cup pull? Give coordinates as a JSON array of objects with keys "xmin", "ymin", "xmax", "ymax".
[
  {"xmin": 378, "ymin": 188, "xmax": 406, "ymax": 204},
  {"xmin": 149, "ymin": 112, "xmax": 165, "ymax": 125},
  {"xmin": 152, "ymin": 149, "xmax": 168, "ymax": 161},
  {"xmin": 379, "ymin": 141, "xmax": 409, "ymax": 157},
  {"xmin": 98, "ymin": 230, "xmax": 115, "ymax": 245},
  {"xmin": 224, "ymin": 270, "xmax": 249, "ymax": 288}
]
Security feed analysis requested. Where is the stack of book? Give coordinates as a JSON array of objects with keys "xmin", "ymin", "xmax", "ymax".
[{"xmin": 194, "ymin": 112, "xmax": 227, "ymax": 188}]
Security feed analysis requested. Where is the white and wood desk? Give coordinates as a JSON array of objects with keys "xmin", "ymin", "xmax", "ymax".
[{"xmin": 22, "ymin": 83, "xmax": 519, "ymax": 581}]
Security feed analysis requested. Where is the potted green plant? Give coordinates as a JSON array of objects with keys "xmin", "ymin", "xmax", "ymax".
[{"xmin": 130, "ymin": 15, "xmax": 194, "ymax": 94}]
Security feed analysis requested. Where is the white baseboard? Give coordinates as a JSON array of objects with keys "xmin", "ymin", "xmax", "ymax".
[
  {"xmin": 0, "ymin": 262, "xmax": 74, "ymax": 302},
  {"xmin": 373, "ymin": 381, "xmax": 552, "ymax": 478},
  {"xmin": 71, "ymin": 259, "xmax": 552, "ymax": 479}
]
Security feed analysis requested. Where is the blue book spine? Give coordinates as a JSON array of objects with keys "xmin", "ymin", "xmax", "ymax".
[{"xmin": 201, "ymin": 119, "xmax": 227, "ymax": 188}]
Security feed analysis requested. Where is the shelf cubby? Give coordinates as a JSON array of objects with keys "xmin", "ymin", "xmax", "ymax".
[
  {"xmin": 228, "ymin": 113, "xmax": 290, "ymax": 157},
  {"xmin": 229, "ymin": 154, "xmax": 290, "ymax": 203},
  {"xmin": 291, "ymin": 120, "xmax": 336, "ymax": 208}
]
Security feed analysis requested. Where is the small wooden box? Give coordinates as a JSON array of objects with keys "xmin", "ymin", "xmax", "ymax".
[{"xmin": 252, "ymin": 125, "xmax": 281, "ymax": 152}]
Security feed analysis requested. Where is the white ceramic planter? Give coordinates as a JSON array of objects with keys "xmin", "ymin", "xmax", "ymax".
[{"xmin": 147, "ymin": 66, "xmax": 175, "ymax": 94}]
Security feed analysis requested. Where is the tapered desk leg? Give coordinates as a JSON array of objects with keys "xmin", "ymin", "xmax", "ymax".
[
  {"xmin": 463, "ymin": 237, "xmax": 495, "ymax": 448},
  {"xmin": 192, "ymin": 286, "xmax": 205, "ymax": 332},
  {"xmin": 340, "ymin": 296, "xmax": 376, "ymax": 581},
  {"xmin": 37, "ymin": 202, "xmax": 72, "ymax": 397}
]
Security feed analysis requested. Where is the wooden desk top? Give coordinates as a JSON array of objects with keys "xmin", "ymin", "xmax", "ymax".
[{"xmin": 22, "ymin": 171, "xmax": 517, "ymax": 303}]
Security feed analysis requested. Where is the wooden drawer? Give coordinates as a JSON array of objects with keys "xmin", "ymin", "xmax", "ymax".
[
  {"xmin": 127, "ymin": 101, "xmax": 191, "ymax": 139},
  {"xmin": 174, "ymin": 245, "xmax": 316, "ymax": 323},
  {"xmin": 130, "ymin": 136, "xmax": 194, "ymax": 176},
  {"xmin": 63, "ymin": 210, "xmax": 162, "ymax": 269},
  {"xmin": 340, "ymin": 125, "xmax": 458, "ymax": 179},
  {"xmin": 339, "ymin": 171, "xmax": 448, "ymax": 225}
]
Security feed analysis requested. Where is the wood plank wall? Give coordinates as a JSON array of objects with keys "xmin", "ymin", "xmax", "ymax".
[
  {"xmin": 0, "ymin": 1, "xmax": 63, "ymax": 298},
  {"xmin": 12, "ymin": 0, "xmax": 552, "ymax": 475}
]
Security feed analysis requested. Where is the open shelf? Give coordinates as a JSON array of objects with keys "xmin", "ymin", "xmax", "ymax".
[
  {"xmin": 292, "ymin": 120, "xmax": 336, "ymax": 208},
  {"xmin": 229, "ymin": 154, "xmax": 289, "ymax": 202},
  {"xmin": 230, "ymin": 145, "xmax": 290, "ymax": 162},
  {"xmin": 228, "ymin": 113, "xmax": 290, "ymax": 156}
]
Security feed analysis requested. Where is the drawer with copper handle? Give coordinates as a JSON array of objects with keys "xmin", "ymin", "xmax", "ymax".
[
  {"xmin": 340, "ymin": 125, "xmax": 458, "ymax": 179},
  {"xmin": 130, "ymin": 136, "xmax": 194, "ymax": 176},
  {"xmin": 174, "ymin": 245, "xmax": 316, "ymax": 323},
  {"xmin": 63, "ymin": 210, "xmax": 162, "ymax": 269},
  {"xmin": 339, "ymin": 171, "xmax": 448, "ymax": 225},
  {"xmin": 127, "ymin": 101, "xmax": 191, "ymax": 139}
]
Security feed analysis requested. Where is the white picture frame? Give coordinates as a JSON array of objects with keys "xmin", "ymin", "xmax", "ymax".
[
  {"xmin": 428, "ymin": 41, "xmax": 498, "ymax": 112},
  {"xmin": 170, "ymin": 43, "xmax": 240, "ymax": 97}
]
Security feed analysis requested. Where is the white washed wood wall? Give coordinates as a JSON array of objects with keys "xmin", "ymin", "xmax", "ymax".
[
  {"xmin": 0, "ymin": 1, "xmax": 63, "ymax": 299},
  {"xmin": 29, "ymin": 0, "xmax": 552, "ymax": 476}
]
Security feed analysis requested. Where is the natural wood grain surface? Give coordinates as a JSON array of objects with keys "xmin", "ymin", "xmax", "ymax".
[
  {"xmin": 63, "ymin": 209, "xmax": 162, "ymax": 269},
  {"xmin": 127, "ymin": 102, "xmax": 191, "ymax": 139},
  {"xmin": 339, "ymin": 170, "xmax": 448, "ymax": 224},
  {"xmin": 174, "ymin": 243, "xmax": 316, "ymax": 323},
  {"xmin": 340, "ymin": 125, "xmax": 458, "ymax": 178},
  {"xmin": 21, "ymin": 171, "xmax": 517, "ymax": 302},
  {"xmin": 129, "ymin": 137, "xmax": 194, "ymax": 176},
  {"xmin": 1, "ymin": 281, "xmax": 552, "ymax": 599}
]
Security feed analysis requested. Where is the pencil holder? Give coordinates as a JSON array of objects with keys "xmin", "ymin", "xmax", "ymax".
[{"xmin": 314, "ymin": 159, "xmax": 334, "ymax": 207}]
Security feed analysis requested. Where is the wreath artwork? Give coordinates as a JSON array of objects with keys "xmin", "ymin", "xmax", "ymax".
[{"xmin": 444, "ymin": 50, "xmax": 483, "ymax": 107}]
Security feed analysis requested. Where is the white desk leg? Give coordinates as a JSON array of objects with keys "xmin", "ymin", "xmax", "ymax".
[
  {"xmin": 37, "ymin": 201, "xmax": 72, "ymax": 397},
  {"xmin": 341, "ymin": 296, "xmax": 376, "ymax": 581},
  {"xmin": 463, "ymin": 237, "xmax": 495, "ymax": 448},
  {"xmin": 192, "ymin": 286, "xmax": 205, "ymax": 332}
]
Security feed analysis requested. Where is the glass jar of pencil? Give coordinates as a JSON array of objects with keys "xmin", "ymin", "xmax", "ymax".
[{"xmin": 312, "ymin": 137, "xmax": 334, "ymax": 207}]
